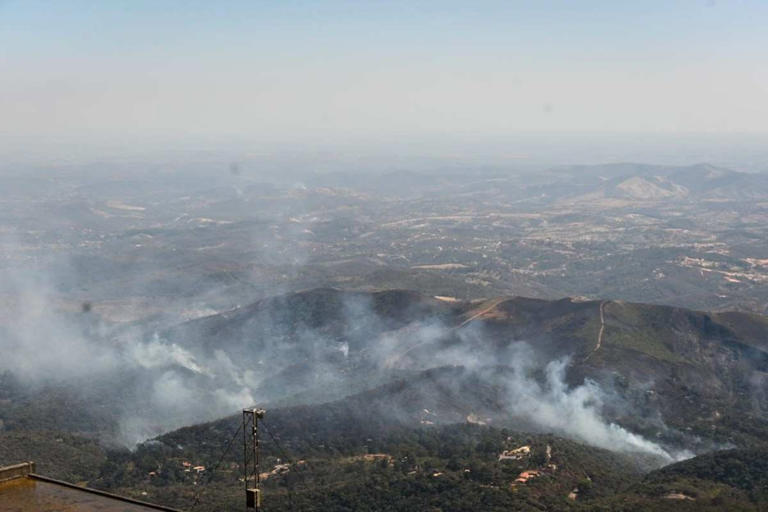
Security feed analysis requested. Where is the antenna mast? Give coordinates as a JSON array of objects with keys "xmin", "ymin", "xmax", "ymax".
[{"xmin": 243, "ymin": 408, "xmax": 266, "ymax": 510}]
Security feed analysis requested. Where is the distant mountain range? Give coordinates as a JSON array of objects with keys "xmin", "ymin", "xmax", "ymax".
[{"xmin": 539, "ymin": 163, "xmax": 768, "ymax": 202}]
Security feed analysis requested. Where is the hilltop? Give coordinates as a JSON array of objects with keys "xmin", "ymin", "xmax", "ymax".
[
  {"xmin": 3, "ymin": 287, "xmax": 766, "ymax": 509},
  {"xmin": 149, "ymin": 288, "xmax": 768, "ymax": 447}
]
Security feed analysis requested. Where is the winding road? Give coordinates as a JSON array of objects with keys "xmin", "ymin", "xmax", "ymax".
[
  {"xmin": 585, "ymin": 300, "xmax": 607, "ymax": 361},
  {"xmin": 457, "ymin": 298, "xmax": 506, "ymax": 329}
]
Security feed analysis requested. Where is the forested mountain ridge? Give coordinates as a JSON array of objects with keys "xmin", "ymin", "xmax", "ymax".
[{"xmin": 4, "ymin": 288, "xmax": 767, "ymax": 510}]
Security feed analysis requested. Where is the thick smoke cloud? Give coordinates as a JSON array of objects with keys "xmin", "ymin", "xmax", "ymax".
[
  {"xmin": 0, "ymin": 266, "xmax": 119, "ymax": 381},
  {"xmin": 0, "ymin": 256, "xmax": 257, "ymax": 443},
  {"xmin": 384, "ymin": 321, "xmax": 690, "ymax": 462},
  {"xmin": 496, "ymin": 345, "xmax": 690, "ymax": 461},
  {"xmin": 0, "ymin": 256, "xmax": 690, "ymax": 462}
]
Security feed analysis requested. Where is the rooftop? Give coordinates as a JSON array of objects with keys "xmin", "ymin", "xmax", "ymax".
[{"xmin": 0, "ymin": 462, "xmax": 182, "ymax": 512}]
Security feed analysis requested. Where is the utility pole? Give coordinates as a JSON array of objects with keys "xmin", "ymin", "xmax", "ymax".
[{"xmin": 243, "ymin": 408, "xmax": 266, "ymax": 510}]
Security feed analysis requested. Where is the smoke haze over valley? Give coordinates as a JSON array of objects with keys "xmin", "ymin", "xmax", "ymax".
[
  {"xmin": 5, "ymin": 161, "xmax": 768, "ymax": 456},
  {"xmin": 5, "ymin": 150, "xmax": 768, "ymax": 510},
  {"xmin": 3, "ymin": 1, "xmax": 768, "ymax": 510},
  {"xmin": 0, "ymin": 258, "xmax": 695, "ymax": 463}
]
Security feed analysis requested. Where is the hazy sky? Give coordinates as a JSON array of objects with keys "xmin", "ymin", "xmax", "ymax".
[{"xmin": 1, "ymin": 0, "xmax": 767, "ymax": 151}]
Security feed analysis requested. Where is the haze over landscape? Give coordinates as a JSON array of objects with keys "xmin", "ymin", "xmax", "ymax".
[{"xmin": 2, "ymin": 1, "xmax": 768, "ymax": 511}]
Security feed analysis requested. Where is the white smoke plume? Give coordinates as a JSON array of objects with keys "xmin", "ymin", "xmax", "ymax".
[
  {"xmin": 499, "ymin": 346, "xmax": 691, "ymax": 461},
  {"xmin": 383, "ymin": 321, "xmax": 691, "ymax": 462},
  {"xmin": 0, "ymin": 258, "xmax": 693, "ymax": 460},
  {"xmin": 129, "ymin": 334, "xmax": 210, "ymax": 375}
]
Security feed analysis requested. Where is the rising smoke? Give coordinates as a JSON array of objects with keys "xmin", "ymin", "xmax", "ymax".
[
  {"xmin": 380, "ymin": 320, "xmax": 691, "ymax": 462},
  {"xmin": 494, "ymin": 345, "xmax": 691, "ymax": 462},
  {"xmin": 0, "ymin": 256, "xmax": 690, "ymax": 461}
]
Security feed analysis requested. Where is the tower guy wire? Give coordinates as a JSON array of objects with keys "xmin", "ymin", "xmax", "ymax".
[{"xmin": 189, "ymin": 420, "xmax": 243, "ymax": 510}]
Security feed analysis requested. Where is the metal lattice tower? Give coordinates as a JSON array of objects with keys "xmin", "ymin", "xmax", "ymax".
[{"xmin": 242, "ymin": 408, "xmax": 266, "ymax": 510}]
